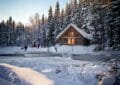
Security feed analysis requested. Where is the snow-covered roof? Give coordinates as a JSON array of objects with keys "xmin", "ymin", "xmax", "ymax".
[{"xmin": 56, "ymin": 23, "xmax": 93, "ymax": 40}]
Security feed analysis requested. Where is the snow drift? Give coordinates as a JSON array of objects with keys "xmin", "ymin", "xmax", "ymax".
[{"xmin": 0, "ymin": 63, "xmax": 54, "ymax": 85}]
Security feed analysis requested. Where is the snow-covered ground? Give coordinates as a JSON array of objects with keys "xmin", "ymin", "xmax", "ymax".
[
  {"xmin": 0, "ymin": 45, "xmax": 119, "ymax": 61},
  {"xmin": 0, "ymin": 56, "xmax": 112, "ymax": 85},
  {"xmin": 0, "ymin": 45, "xmax": 96, "ymax": 55},
  {"xmin": 0, "ymin": 45, "xmax": 119, "ymax": 85},
  {"xmin": 0, "ymin": 63, "xmax": 54, "ymax": 85}
]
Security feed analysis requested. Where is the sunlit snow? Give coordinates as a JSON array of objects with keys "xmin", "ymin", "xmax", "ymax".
[{"xmin": 0, "ymin": 63, "xmax": 54, "ymax": 85}]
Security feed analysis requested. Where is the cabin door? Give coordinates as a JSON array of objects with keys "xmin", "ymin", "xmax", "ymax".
[{"xmin": 68, "ymin": 38, "xmax": 75, "ymax": 45}]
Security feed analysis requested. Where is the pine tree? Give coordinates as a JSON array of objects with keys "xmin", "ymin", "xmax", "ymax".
[
  {"xmin": 42, "ymin": 14, "xmax": 45, "ymax": 25},
  {"xmin": 79, "ymin": 1, "xmax": 92, "ymax": 32},
  {"xmin": 76, "ymin": 0, "xmax": 83, "ymax": 28},
  {"xmin": 107, "ymin": 0, "xmax": 120, "ymax": 50},
  {"xmin": 0, "ymin": 21, "xmax": 8, "ymax": 46},
  {"xmin": 0, "ymin": 23, "xmax": 1, "ymax": 45},
  {"xmin": 41, "ymin": 14, "xmax": 47, "ymax": 47},
  {"xmin": 60, "ymin": 9, "xmax": 65, "ymax": 30},
  {"xmin": 47, "ymin": 6, "xmax": 55, "ymax": 46},
  {"xmin": 73, "ymin": 0, "xmax": 77, "ymax": 9},
  {"xmin": 0, "ymin": 23, "xmax": 2, "ymax": 46},
  {"xmin": 34, "ymin": 13, "xmax": 41, "ymax": 41},
  {"xmin": 54, "ymin": 1, "xmax": 61, "ymax": 37},
  {"xmin": 90, "ymin": 3, "xmax": 103, "ymax": 45},
  {"xmin": 70, "ymin": 0, "xmax": 78, "ymax": 24},
  {"xmin": 70, "ymin": 0, "xmax": 83, "ymax": 28},
  {"xmin": 16, "ymin": 22, "xmax": 28, "ymax": 46},
  {"xmin": 6, "ymin": 16, "xmax": 16, "ymax": 46},
  {"xmin": 12, "ymin": 21, "xmax": 16, "ymax": 45},
  {"xmin": 64, "ymin": 3, "xmax": 72, "ymax": 27}
]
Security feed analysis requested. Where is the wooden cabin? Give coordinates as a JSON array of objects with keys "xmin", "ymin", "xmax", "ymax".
[{"xmin": 56, "ymin": 24, "xmax": 92, "ymax": 45}]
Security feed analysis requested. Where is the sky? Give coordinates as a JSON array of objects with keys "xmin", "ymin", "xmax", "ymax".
[{"xmin": 0, "ymin": 0, "xmax": 69, "ymax": 24}]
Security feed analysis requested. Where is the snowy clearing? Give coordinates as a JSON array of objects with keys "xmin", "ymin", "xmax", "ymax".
[
  {"xmin": 0, "ymin": 45, "xmax": 96, "ymax": 55},
  {"xmin": 0, "ymin": 45, "xmax": 119, "ymax": 85},
  {"xmin": 0, "ymin": 57, "xmax": 113, "ymax": 85}
]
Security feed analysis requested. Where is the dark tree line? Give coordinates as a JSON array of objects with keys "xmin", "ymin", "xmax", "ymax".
[
  {"xmin": 0, "ymin": 17, "xmax": 30, "ymax": 46},
  {"xmin": 105, "ymin": 0, "xmax": 120, "ymax": 50},
  {"xmin": 0, "ymin": 0, "xmax": 120, "ymax": 50}
]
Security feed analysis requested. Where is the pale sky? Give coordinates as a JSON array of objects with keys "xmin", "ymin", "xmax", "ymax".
[{"xmin": 0, "ymin": 0, "xmax": 69, "ymax": 24}]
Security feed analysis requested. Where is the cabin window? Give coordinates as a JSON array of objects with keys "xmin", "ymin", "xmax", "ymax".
[
  {"xmin": 69, "ymin": 31, "xmax": 74, "ymax": 37},
  {"xmin": 71, "ymin": 38, "xmax": 75, "ymax": 45},
  {"xmin": 68, "ymin": 38, "xmax": 71, "ymax": 45},
  {"xmin": 68, "ymin": 38, "xmax": 75, "ymax": 45}
]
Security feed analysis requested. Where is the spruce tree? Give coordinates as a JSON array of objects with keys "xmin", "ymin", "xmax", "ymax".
[
  {"xmin": 47, "ymin": 6, "xmax": 55, "ymax": 46},
  {"xmin": 70, "ymin": 0, "xmax": 78, "ymax": 24},
  {"xmin": 0, "ymin": 21, "xmax": 8, "ymax": 46},
  {"xmin": 0, "ymin": 23, "xmax": 1, "ymax": 45},
  {"xmin": 107, "ymin": 0, "xmax": 120, "ymax": 50},
  {"xmin": 64, "ymin": 3, "xmax": 72, "ymax": 27},
  {"xmin": 54, "ymin": 1, "xmax": 61, "ymax": 37},
  {"xmin": 42, "ymin": 14, "xmax": 45, "ymax": 25},
  {"xmin": 6, "ymin": 17, "xmax": 16, "ymax": 46},
  {"xmin": 73, "ymin": 0, "xmax": 77, "ymax": 9},
  {"xmin": 60, "ymin": 9, "xmax": 65, "ymax": 30},
  {"xmin": 41, "ymin": 14, "xmax": 47, "ymax": 47}
]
